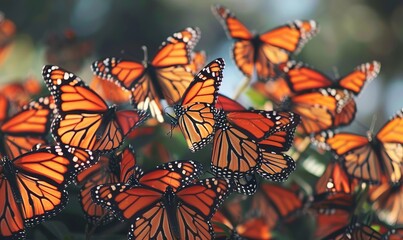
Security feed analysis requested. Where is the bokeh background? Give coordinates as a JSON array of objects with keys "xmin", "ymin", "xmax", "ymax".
[{"xmin": 0, "ymin": 0, "xmax": 402, "ymax": 239}]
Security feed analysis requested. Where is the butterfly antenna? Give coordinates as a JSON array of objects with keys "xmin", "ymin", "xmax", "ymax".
[
  {"xmin": 332, "ymin": 66, "xmax": 340, "ymax": 79},
  {"xmin": 142, "ymin": 45, "xmax": 148, "ymax": 67},
  {"xmin": 367, "ymin": 114, "xmax": 377, "ymax": 141}
]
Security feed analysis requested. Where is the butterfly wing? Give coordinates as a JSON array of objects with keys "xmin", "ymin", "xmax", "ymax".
[
  {"xmin": 282, "ymin": 61, "xmax": 333, "ymax": 92},
  {"xmin": 216, "ymin": 93, "xmax": 246, "ymax": 112},
  {"xmin": 376, "ymin": 109, "xmax": 403, "ymax": 183},
  {"xmin": 78, "ymin": 146, "xmax": 136, "ymax": 224},
  {"xmin": 369, "ymin": 182, "xmax": 403, "ymax": 226},
  {"xmin": 0, "ymin": 172, "xmax": 25, "ymax": 239},
  {"xmin": 338, "ymin": 61, "xmax": 381, "ymax": 95},
  {"xmin": 9, "ymin": 145, "xmax": 94, "ymax": 227},
  {"xmin": 252, "ymin": 183, "xmax": 303, "ymax": 229},
  {"xmin": 289, "ymin": 89, "xmax": 346, "ymax": 134},
  {"xmin": 93, "ymin": 160, "xmax": 203, "ymax": 239},
  {"xmin": 43, "ymin": 65, "xmax": 147, "ymax": 152},
  {"xmin": 254, "ymin": 20, "xmax": 318, "ymax": 80},
  {"xmin": 137, "ymin": 160, "xmax": 203, "ymax": 192},
  {"xmin": 174, "ymin": 58, "xmax": 225, "ymax": 152},
  {"xmin": 212, "ymin": 119, "xmax": 261, "ymax": 177},
  {"xmin": 1, "ymin": 96, "xmax": 55, "ymax": 159},
  {"xmin": 257, "ymin": 151, "xmax": 296, "ymax": 182},
  {"xmin": 175, "ymin": 178, "xmax": 232, "ymax": 240},
  {"xmin": 315, "ymin": 160, "xmax": 354, "ymax": 194},
  {"xmin": 326, "ymin": 132, "xmax": 382, "ymax": 184},
  {"xmin": 225, "ymin": 110, "xmax": 299, "ymax": 141}
]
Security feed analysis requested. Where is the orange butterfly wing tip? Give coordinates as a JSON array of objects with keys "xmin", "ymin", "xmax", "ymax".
[
  {"xmin": 211, "ymin": 4, "xmax": 253, "ymax": 40},
  {"xmin": 339, "ymin": 60, "xmax": 381, "ymax": 95},
  {"xmin": 281, "ymin": 61, "xmax": 333, "ymax": 92},
  {"xmin": 259, "ymin": 19, "xmax": 319, "ymax": 53},
  {"xmin": 151, "ymin": 27, "xmax": 201, "ymax": 67}
]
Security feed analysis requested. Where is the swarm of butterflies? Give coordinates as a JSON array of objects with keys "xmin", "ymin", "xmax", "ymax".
[{"xmin": 0, "ymin": 4, "xmax": 402, "ymax": 240}]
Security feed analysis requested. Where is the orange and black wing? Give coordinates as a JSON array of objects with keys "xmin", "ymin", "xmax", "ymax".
[
  {"xmin": 174, "ymin": 58, "xmax": 225, "ymax": 152},
  {"xmin": 226, "ymin": 110, "xmax": 300, "ymax": 141},
  {"xmin": 1, "ymin": 96, "xmax": 55, "ymax": 159},
  {"xmin": 216, "ymin": 93, "xmax": 246, "ymax": 112},
  {"xmin": 213, "ymin": 3, "xmax": 318, "ymax": 81},
  {"xmin": 252, "ymin": 183, "xmax": 304, "ymax": 229},
  {"xmin": 136, "ymin": 160, "xmax": 203, "ymax": 192},
  {"xmin": 326, "ymin": 132, "xmax": 383, "ymax": 184},
  {"xmin": 5, "ymin": 145, "xmax": 95, "ymax": 230},
  {"xmin": 212, "ymin": 114, "xmax": 261, "ymax": 178},
  {"xmin": 282, "ymin": 61, "xmax": 334, "ymax": 92},
  {"xmin": 175, "ymin": 178, "xmax": 232, "ymax": 240},
  {"xmin": 288, "ymin": 88, "xmax": 347, "ymax": 134},
  {"xmin": 92, "ymin": 160, "xmax": 203, "ymax": 239},
  {"xmin": 338, "ymin": 61, "xmax": 381, "ymax": 95},
  {"xmin": 152, "ymin": 27, "xmax": 200, "ymax": 102},
  {"xmin": 257, "ymin": 151, "xmax": 296, "ymax": 182},
  {"xmin": 43, "ymin": 65, "xmax": 148, "ymax": 152},
  {"xmin": 369, "ymin": 181, "xmax": 403, "ymax": 226},
  {"xmin": 315, "ymin": 160, "xmax": 355, "ymax": 194},
  {"xmin": 78, "ymin": 145, "xmax": 136, "ymax": 224},
  {"xmin": 310, "ymin": 192, "xmax": 355, "ymax": 239},
  {"xmin": 0, "ymin": 170, "xmax": 25, "ymax": 239},
  {"xmin": 376, "ymin": 109, "xmax": 403, "ymax": 184}
]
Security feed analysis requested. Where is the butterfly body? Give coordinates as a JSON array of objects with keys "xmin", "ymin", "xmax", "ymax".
[{"xmin": 161, "ymin": 185, "xmax": 182, "ymax": 239}]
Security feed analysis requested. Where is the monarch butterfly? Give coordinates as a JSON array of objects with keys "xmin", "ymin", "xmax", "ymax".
[
  {"xmin": 212, "ymin": 94, "xmax": 299, "ymax": 181},
  {"xmin": 92, "ymin": 27, "xmax": 200, "ymax": 123},
  {"xmin": 0, "ymin": 96, "xmax": 55, "ymax": 159},
  {"xmin": 369, "ymin": 179, "xmax": 402, "ymax": 226},
  {"xmin": 320, "ymin": 109, "xmax": 403, "ymax": 184},
  {"xmin": 251, "ymin": 183, "xmax": 306, "ymax": 230},
  {"xmin": 0, "ymin": 145, "xmax": 95, "ymax": 239},
  {"xmin": 309, "ymin": 192, "xmax": 355, "ymax": 239},
  {"xmin": 77, "ymin": 145, "xmax": 136, "ymax": 224},
  {"xmin": 92, "ymin": 161, "xmax": 231, "ymax": 239},
  {"xmin": 42, "ymin": 65, "xmax": 149, "ymax": 153},
  {"xmin": 211, "ymin": 5, "xmax": 318, "ymax": 81},
  {"xmin": 282, "ymin": 60, "xmax": 381, "ymax": 127},
  {"xmin": 171, "ymin": 58, "xmax": 225, "ymax": 152},
  {"xmin": 212, "ymin": 211, "xmax": 272, "ymax": 240}
]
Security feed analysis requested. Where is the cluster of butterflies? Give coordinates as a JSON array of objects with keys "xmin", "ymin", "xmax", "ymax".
[{"xmin": 0, "ymin": 4, "xmax": 402, "ymax": 240}]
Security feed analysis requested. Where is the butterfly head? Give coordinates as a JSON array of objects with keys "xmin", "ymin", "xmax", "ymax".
[
  {"xmin": 163, "ymin": 185, "xmax": 178, "ymax": 206},
  {"xmin": 141, "ymin": 45, "xmax": 149, "ymax": 67}
]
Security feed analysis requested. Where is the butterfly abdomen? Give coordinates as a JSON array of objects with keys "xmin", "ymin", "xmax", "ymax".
[{"xmin": 163, "ymin": 186, "xmax": 181, "ymax": 239}]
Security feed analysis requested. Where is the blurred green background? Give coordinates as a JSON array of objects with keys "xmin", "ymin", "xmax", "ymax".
[{"xmin": 0, "ymin": 0, "xmax": 402, "ymax": 239}]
